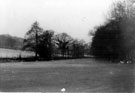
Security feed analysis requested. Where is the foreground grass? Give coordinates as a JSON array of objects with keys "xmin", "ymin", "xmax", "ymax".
[{"xmin": 0, "ymin": 58, "xmax": 134, "ymax": 92}]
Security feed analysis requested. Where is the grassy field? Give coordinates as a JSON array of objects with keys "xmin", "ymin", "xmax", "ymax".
[
  {"xmin": 0, "ymin": 48, "xmax": 34, "ymax": 58},
  {"xmin": 0, "ymin": 58, "xmax": 134, "ymax": 92}
]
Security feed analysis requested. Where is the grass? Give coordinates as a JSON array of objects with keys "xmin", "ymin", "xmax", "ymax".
[
  {"xmin": 0, "ymin": 48, "xmax": 34, "ymax": 58},
  {"xmin": 0, "ymin": 58, "xmax": 134, "ymax": 92}
]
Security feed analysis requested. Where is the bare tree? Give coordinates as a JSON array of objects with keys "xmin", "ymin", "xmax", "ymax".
[
  {"xmin": 23, "ymin": 21, "xmax": 43, "ymax": 59},
  {"xmin": 54, "ymin": 33, "xmax": 73, "ymax": 57}
]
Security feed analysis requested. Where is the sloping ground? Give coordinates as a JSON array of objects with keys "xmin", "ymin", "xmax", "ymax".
[
  {"xmin": 0, "ymin": 34, "xmax": 23, "ymax": 49},
  {"xmin": 0, "ymin": 48, "xmax": 34, "ymax": 58},
  {"xmin": 0, "ymin": 58, "xmax": 134, "ymax": 92}
]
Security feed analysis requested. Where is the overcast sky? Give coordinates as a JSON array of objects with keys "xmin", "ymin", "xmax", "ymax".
[{"xmin": 0, "ymin": 0, "xmax": 115, "ymax": 42}]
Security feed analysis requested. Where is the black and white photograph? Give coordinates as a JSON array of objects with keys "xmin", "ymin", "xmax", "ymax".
[{"xmin": 0, "ymin": 0, "xmax": 134, "ymax": 92}]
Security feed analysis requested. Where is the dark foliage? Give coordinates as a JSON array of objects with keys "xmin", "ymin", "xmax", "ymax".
[
  {"xmin": 23, "ymin": 22, "xmax": 55, "ymax": 60},
  {"xmin": 37, "ymin": 30, "xmax": 54, "ymax": 60},
  {"xmin": 90, "ymin": 0, "xmax": 135, "ymax": 63},
  {"xmin": 22, "ymin": 21, "xmax": 90, "ymax": 61},
  {"xmin": 90, "ymin": 19, "xmax": 122, "ymax": 61}
]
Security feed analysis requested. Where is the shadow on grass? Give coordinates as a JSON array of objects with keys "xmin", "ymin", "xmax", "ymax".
[{"xmin": 0, "ymin": 56, "xmax": 91, "ymax": 63}]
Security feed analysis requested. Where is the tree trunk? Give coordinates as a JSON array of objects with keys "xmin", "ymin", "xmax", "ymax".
[{"xmin": 35, "ymin": 29, "xmax": 38, "ymax": 60}]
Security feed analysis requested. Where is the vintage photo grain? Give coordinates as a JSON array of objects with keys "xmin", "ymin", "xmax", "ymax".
[{"xmin": 0, "ymin": 0, "xmax": 134, "ymax": 92}]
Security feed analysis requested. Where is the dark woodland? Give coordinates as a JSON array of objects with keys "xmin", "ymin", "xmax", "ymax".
[{"xmin": 90, "ymin": 0, "xmax": 135, "ymax": 63}]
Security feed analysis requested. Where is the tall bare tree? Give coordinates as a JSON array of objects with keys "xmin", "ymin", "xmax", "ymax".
[{"xmin": 23, "ymin": 21, "xmax": 43, "ymax": 59}]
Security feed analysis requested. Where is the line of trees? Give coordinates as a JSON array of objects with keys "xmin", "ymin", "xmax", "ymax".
[
  {"xmin": 23, "ymin": 0, "xmax": 135, "ymax": 63},
  {"xmin": 90, "ymin": 0, "xmax": 135, "ymax": 63},
  {"xmin": 23, "ymin": 21, "xmax": 90, "ymax": 60}
]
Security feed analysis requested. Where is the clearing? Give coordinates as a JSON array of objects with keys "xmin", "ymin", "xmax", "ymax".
[{"xmin": 0, "ymin": 58, "xmax": 134, "ymax": 92}]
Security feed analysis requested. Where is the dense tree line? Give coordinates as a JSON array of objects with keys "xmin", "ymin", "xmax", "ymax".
[
  {"xmin": 90, "ymin": 0, "xmax": 135, "ymax": 63},
  {"xmin": 23, "ymin": 22, "xmax": 90, "ymax": 60}
]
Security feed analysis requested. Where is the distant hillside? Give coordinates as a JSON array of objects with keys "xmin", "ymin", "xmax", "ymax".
[{"xmin": 0, "ymin": 34, "xmax": 23, "ymax": 49}]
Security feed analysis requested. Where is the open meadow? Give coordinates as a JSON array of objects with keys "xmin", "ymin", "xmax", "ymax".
[
  {"xmin": 0, "ymin": 58, "xmax": 134, "ymax": 92},
  {"xmin": 0, "ymin": 48, "xmax": 34, "ymax": 58}
]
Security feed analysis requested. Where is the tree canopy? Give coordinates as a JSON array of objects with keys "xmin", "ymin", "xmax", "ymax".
[
  {"xmin": 54, "ymin": 33, "xmax": 73, "ymax": 57},
  {"xmin": 23, "ymin": 21, "xmax": 90, "ymax": 60},
  {"xmin": 90, "ymin": 0, "xmax": 135, "ymax": 63}
]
